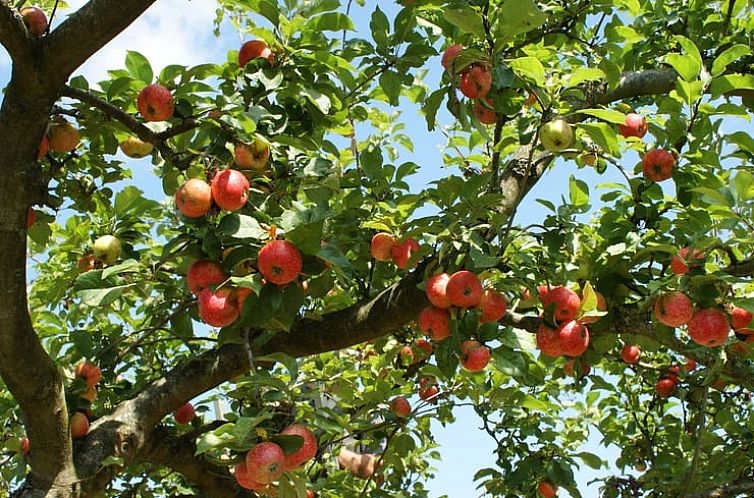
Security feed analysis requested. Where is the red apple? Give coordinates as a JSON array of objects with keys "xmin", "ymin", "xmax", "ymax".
[
  {"xmin": 472, "ymin": 98, "xmax": 497, "ymax": 125},
  {"xmin": 235, "ymin": 140, "xmax": 270, "ymax": 170},
  {"xmin": 137, "ymin": 84, "xmax": 174, "ymax": 122},
  {"xmin": 618, "ymin": 113, "xmax": 648, "ymax": 138},
  {"xmin": 391, "ymin": 237, "xmax": 420, "ymax": 269},
  {"xmin": 655, "ymin": 377, "xmax": 677, "ymax": 398},
  {"xmin": 459, "ymin": 65, "xmax": 492, "ymax": 99},
  {"xmin": 537, "ymin": 323, "xmax": 562, "ymax": 357},
  {"xmin": 20, "ymin": 7, "xmax": 47, "ymax": 37},
  {"xmin": 621, "ymin": 345, "xmax": 640, "ymax": 364},
  {"xmin": 418, "ymin": 306, "xmax": 451, "ymax": 341},
  {"xmin": 75, "ymin": 362, "xmax": 102, "ymax": 389},
  {"xmin": 370, "ymin": 233, "xmax": 396, "ymax": 262},
  {"xmin": 187, "ymin": 260, "xmax": 228, "ymax": 296},
  {"xmin": 642, "ymin": 148, "xmax": 675, "ymax": 182},
  {"xmin": 731, "ymin": 306, "xmax": 753, "ymax": 330},
  {"xmin": 211, "ymin": 169, "xmax": 250, "ymax": 211},
  {"xmin": 478, "ymin": 289, "xmax": 507, "ymax": 323},
  {"xmin": 77, "ymin": 254, "xmax": 96, "ymax": 272},
  {"xmin": 257, "ymin": 240, "xmax": 302, "ymax": 285},
  {"xmin": 19, "ymin": 436, "xmax": 30, "ymax": 455},
  {"xmin": 173, "ymin": 403, "xmax": 195, "ymax": 424},
  {"xmin": 389, "ymin": 396, "xmax": 411, "ymax": 417},
  {"xmin": 459, "ymin": 340, "xmax": 491, "ymax": 372},
  {"xmin": 26, "ymin": 208, "xmax": 36, "ymax": 228},
  {"xmin": 175, "ymin": 178, "xmax": 212, "ymax": 218},
  {"xmin": 198, "ymin": 288, "xmax": 240, "ymax": 327},
  {"xmin": 542, "ymin": 286, "xmax": 581, "ymax": 323},
  {"xmin": 280, "ymin": 424, "xmax": 318, "ymax": 470},
  {"xmin": 446, "ymin": 270, "xmax": 483, "ymax": 308},
  {"xmin": 239, "ymin": 40, "xmax": 275, "ymax": 67},
  {"xmin": 670, "ymin": 247, "xmax": 704, "ymax": 275},
  {"xmin": 653, "ymin": 291, "xmax": 693, "ymax": 327},
  {"xmin": 235, "ymin": 462, "xmax": 268, "ymax": 491},
  {"xmin": 564, "ymin": 359, "xmax": 590, "ymax": 377},
  {"xmin": 70, "ymin": 412, "xmax": 89, "ymax": 439},
  {"xmin": 426, "ymin": 273, "xmax": 451, "ymax": 309},
  {"xmin": 687, "ymin": 308, "xmax": 730, "ymax": 347},
  {"xmin": 38, "ymin": 135, "xmax": 48, "ymax": 160},
  {"xmin": 685, "ymin": 357, "xmax": 697, "ymax": 371},
  {"xmin": 538, "ymin": 480, "xmax": 557, "ymax": 498},
  {"xmin": 556, "ymin": 320, "xmax": 589, "ymax": 357},
  {"xmin": 48, "ymin": 120, "xmax": 79, "ymax": 152},
  {"xmin": 441, "ymin": 44, "xmax": 463, "ymax": 72},
  {"xmin": 245, "ymin": 442, "xmax": 286, "ymax": 484}
]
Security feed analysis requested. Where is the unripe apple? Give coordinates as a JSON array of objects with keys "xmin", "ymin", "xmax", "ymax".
[
  {"xmin": 245, "ymin": 442, "xmax": 286, "ymax": 484},
  {"xmin": 280, "ymin": 424, "xmax": 318, "ymax": 470},
  {"xmin": 371, "ymin": 233, "xmax": 396, "ymax": 261},
  {"xmin": 120, "ymin": 136, "xmax": 153, "ymax": 158},
  {"xmin": 418, "ymin": 306, "xmax": 451, "ymax": 340},
  {"xmin": 618, "ymin": 113, "xmax": 648, "ymax": 138},
  {"xmin": 175, "ymin": 178, "xmax": 212, "ymax": 218},
  {"xmin": 198, "ymin": 288, "xmax": 240, "ymax": 327},
  {"xmin": 641, "ymin": 148, "xmax": 675, "ymax": 182},
  {"xmin": 93, "ymin": 235, "xmax": 121, "ymax": 265},
  {"xmin": 48, "ymin": 121, "xmax": 80, "ymax": 152},
  {"xmin": 687, "ymin": 308, "xmax": 730, "ymax": 347},
  {"xmin": 621, "ymin": 345, "xmax": 640, "ymax": 364},
  {"xmin": 211, "ymin": 169, "xmax": 250, "ymax": 211},
  {"xmin": 539, "ymin": 118, "xmax": 573, "ymax": 152},
  {"xmin": 653, "ymin": 291, "xmax": 693, "ymax": 327},
  {"xmin": 70, "ymin": 412, "xmax": 89, "ymax": 439},
  {"xmin": 446, "ymin": 270, "xmax": 483, "ymax": 308},
  {"xmin": 187, "ymin": 260, "xmax": 228, "ymax": 296},
  {"xmin": 239, "ymin": 40, "xmax": 275, "ymax": 67},
  {"xmin": 20, "ymin": 7, "xmax": 47, "ymax": 37},
  {"xmin": 257, "ymin": 240, "xmax": 303, "ymax": 285},
  {"xmin": 235, "ymin": 140, "xmax": 270, "ymax": 170},
  {"xmin": 635, "ymin": 461, "xmax": 647, "ymax": 472},
  {"xmin": 137, "ymin": 84, "xmax": 174, "ymax": 122},
  {"xmin": 391, "ymin": 237, "xmax": 420, "ymax": 269},
  {"xmin": 459, "ymin": 66, "xmax": 492, "ymax": 99},
  {"xmin": 389, "ymin": 395, "xmax": 411, "ymax": 417},
  {"xmin": 441, "ymin": 44, "xmax": 463, "ymax": 72},
  {"xmin": 425, "ymin": 272, "xmax": 451, "ymax": 309},
  {"xmin": 173, "ymin": 402, "xmax": 195, "ymax": 424}
]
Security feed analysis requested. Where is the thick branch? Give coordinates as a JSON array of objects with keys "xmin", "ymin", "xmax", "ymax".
[
  {"xmin": 0, "ymin": 4, "xmax": 30, "ymax": 59},
  {"xmin": 687, "ymin": 480, "xmax": 754, "ymax": 498}
]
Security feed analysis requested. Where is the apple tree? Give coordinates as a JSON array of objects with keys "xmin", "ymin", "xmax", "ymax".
[{"xmin": 2, "ymin": 0, "xmax": 754, "ymax": 497}]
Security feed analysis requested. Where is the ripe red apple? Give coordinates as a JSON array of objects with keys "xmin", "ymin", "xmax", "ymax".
[
  {"xmin": 685, "ymin": 357, "xmax": 697, "ymax": 371},
  {"xmin": 20, "ymin": 7, "xmax": 47, "ymax": 37},
  {"xmin": 120, "ymin": 136, "xmax": 153, "ymax": 158},
  {"xmin": 245, "ymin": 442, "xmax": 286, "ymax": 484},
  {"xmin": 418, "ymin": 306, "xmax": 451, "ymax": 340},
  {"xmin": 137, "ymin": 84, "xmax": 174, "ymax": 122},
  {"xmin": 731, "ymin": 306, "xmax": 753, "ymax": 330},
  {"xmin": 211, "ymin": 169, "xmax": 250, "ymax": 211},
  {"xmin": 446, "ymin": 270, "xmax": 483, "ymax": 308},
  {"xmin": 472, "ymin": 98, "xmax": 497, "ymax": 125},
  {"xmin": 537, "ymin": 323, "xmax": 562, "ymax": 357},
  {"xmin": 621, "ymin": 345, "xmax": 640, "ymax": 364},
  {"xmin": 48, "ymin": 121, "xmax": 80, "ymax": 152},
  {"xmin": 687, "ymin": 308, "xmax": 730, "ymax": 347},
  {"xmin": 38, "ymin": 135, "xmax": 49, "ymax": 160},
  {"xmin": 655, "ymin": 377, "xmax": 677, "ymax": 398},
  {"xmin": 538, "ymin": 480, "xmax": 557, "ymax": 498},
  {"xmin": 370, "ymin": 232, "xmax": 396, "ymax": 261},
  {"xmin": 556, "ymin": 320, "xmax": 589, "ymax": 357},
  {"xmin": 235, "ymin": 140, "xmax": 270, "ymax": 170},
  {"xmin": 236, "ymin": 287, "xmax": 253, "ymax": 309},
  {"xmin": 391, "ymin": 237, "xmax": 420, "ymax": 269},
  {"xmin": 414, "ymin": 339, "xmax": 433, "ymax": 363},
  {"xmin": 235, "ymin": 462, "xmax": 268, "ymax": 491},
  {"xmin": 19, "ymin": 436, "xmax": 30, "ymax": 455},
  {"xmin": 459, "ymin": 340, "xmax": 491, "ymax": 372},
  {"xmin": 478, "ymin": 289, "xmax": 507, "ymax": 323},
  {"xmin": 539, "ymin": 118, "xmax": 573, "ymax": 152},
  {"xmin": 418, "ymin": 383, "xmax": 439, "ymax": 401},
  {"xmin": 70, "ymin": 412, "xmax": 89, "ymax": 439},
  {"xmin": 426, "ymin": 273, "xmax": 451, "ymax": 308},
  {"xmin": 542, "ymin": 286, "xmax": 581, "ymax": 323},
  {"xmin": 175, "ymin": 178, "xmax": 212, "ymax": 217},
  {"xmin": 441, "ymin": 44, "xmax": 463, "ymax": 72},
  {"xmin": 187, "ymin": 260, "xmax": 228, "ymax": 296},
  {"xmin": 670, "ymin": 247, "xmax": 704, "ymax": 275},
  {"xmin": 198, "ymin": 288, "xmax": 240, "ymax": 327},
  {"xmin": 618, "ymin": 113, "xmax": 648, "ymax": 138},
  {"xmin": 389, "ymin": 396, "xmax": 411, "ymax": 417},
  {"xmin": 653, "ymin": 291, "xmax": 693, "ymax": 327},
  {"xmin": 257, "ymin": 240, "xmax": 303, "ymax": 285},
  {"xmin": 75, "ymin": 362, "xmax": 102, "ymax": 389},
  {"xmin": 173, "ymin": 403, "xmax": 195, "ymax": 424},
  {"xmin": 524, "ymin": 91, "xmax": 538, "ymax": 106},
  {"xmin": 642, "ymin": 148, "xmax": 675, "ymax": 182},
  {"xmin": 280, "ymin": 424, "xmax": 318, "ymax": 470},
  {"xmin": 306, "ymin": 491, "xmax": 314, "ymax": 498},
  {"xmin": 459, "ymin": 65, "xmax": 492, "ymax": 99},
  {"xmin": 26, "ymin": 208, "xmax": 36, "ymax": 228},
  {"xmin": 239, "ymin": 40, "xmax": 275, "ymax": 67},
  {"xmin": 93, "ymin": 235, "xmax": 121, "ymax": 265},
  {"xmin": 77, "ymin": 254, "xmax": 96, "ymax": 272}
]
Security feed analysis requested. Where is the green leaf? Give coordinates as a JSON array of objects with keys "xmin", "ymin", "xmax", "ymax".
[
  {"xmin": 370, "ymin": 6, "xmax": 390, "ymax": 48},
  {"xmin": 666, "ymin": 53, "xmax": 700, "ymax": 82},
  {"xmin": 494, "ymin": 0, "xmax": 547, "ymax": 44},
  {"xmin": 442, "ymin": 7, "xmax": 485, "ymax": 37},
  {"xmin": 217, "ymin": 214, "xmax": 268, "ymax": 241},
  {"xmin": 579, "ymin": 122, "xmax": 620, "ymax": 156},
  {"xmin": 733, "ymin": 170, "xmax": 754, "ymax": 201},
  {"xmin": 569, "ymin": 176, "xmax": 590, "ymax": 207},
  {"xmin": 710, "ymin": 74, "xmax": 754, "ymax": 99},
  {"xmin": 567, "ymin": 67, "xmax": 606, "ymax": 88},
  {"xmin": 255, "ymin": 352, "xmax": 299, "ymax": 383},
  {"xmin": 520, "ymin": 395, "xmax": 548, "ymax": 411},
  {"xmin": 125, "ymin": 51, "xmax": 153, "ymax": 83},
  {"xmin": 577, "ymin": 108, "xmax": 626, "ymax": 125},
  {"xmin": 304, "ymin": 12, "xmax": 354, "ymax": 32},
  {"xmin": 379, "ymin": 70, "xmax": 402, "ymax": 106},
  {"xmin": 301, "ymin": 87, "xmax": 332, "ymax": 114},
  {"xmin": 423, "ymin": 89, "xmax": 446, "ymax": 131},
  {"xmin": 507, "ymin": 57, "xmax": 545, "ymax": 86},
  {"xmin": 711, "ymin": 44, "xmax": 751, "ymax": 77}
]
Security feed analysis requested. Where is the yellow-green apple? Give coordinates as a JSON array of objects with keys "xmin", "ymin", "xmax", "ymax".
[
  {"xmin": 120, "ymin": 136, "xmax": 153, "ymax": 158},
  {"xmin": 539, "ymin": 118, "xmax": 573, "ymax": 152},
  {"xmin": 48, "ymin": 120, "xmax": 79, "ymax": 152},
  {"xmin": 93, "ymin": 235, "xmax": 121, "ymax": 265}
]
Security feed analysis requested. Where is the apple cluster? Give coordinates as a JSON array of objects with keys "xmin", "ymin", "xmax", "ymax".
[
  {"xmin": 370, "ymin": 232, "xmax": 421, "ymax": 269},
  {"xmin": 234, "ymin": 424, "xmax": 317, "ymax": 494},
  {"xmin": 68, "ymin": 361, "xmax": 103, "ymax": 440}
]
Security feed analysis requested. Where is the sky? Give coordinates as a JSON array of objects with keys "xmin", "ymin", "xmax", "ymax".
[{"xmin": 1, "ymin": 0, "xmax": 644, "ymax": 496}]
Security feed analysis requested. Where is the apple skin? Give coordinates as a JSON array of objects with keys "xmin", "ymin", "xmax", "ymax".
[
  {"xmin": 245, "ymin": 442, "xmax": 286, "ymax": 484},
  {"xmin": 198, "ymin": 288, "xmax": 240, "ymax": 327},
  {"xmin": 472, "ymin": 98, "xmax": 497, "ymax": 125},
  {"xmin": 389, "ymin": 396, "xmax": 411, "ymax": 417},
  {"xmin": 239, "ymin": 40, "xmax": 275, "ymax": 67},
  {"xmin": 280, "ymin": 424, "xmax": 318, "ymax": 470},
  {"xmin": 618, "ymin": 112, "xmax": 648, "ymax": 138},
  {"xmin": 478, "ymin": 289, "xmax": 507, "ymax": 323},
  {"xmin": 173, "ymin": 403, "xmax": 196, "ymax": 424},
  {"xmin": 459, "ymin": 340, "xmax": 491, "ymax": 372},
  {"xmin": 38, "ymin": 135, "xmax": 49, "ymax": 160},
  {"xmin": 731, "ymin": 306, "xmax": 753, "ymax": 330},
  {"xmin": 542, "ymin": 286, "xmax": 581, "ymax": 323},
  {"xmin": 370, "ymin": 233, "xmax": 396, "ymax": 261},
  {"xmin": 641, "ymin": 148, "xmax": 675, "ymax": 182},
  {"xmin": 459, "ymin": 66, "xmax": 492, "ymax": 99},
  {"xmin": 211, "ymin": 169, "xmax": 250, "ymax": 211},
  {"xmin": 391, "ymin": 237, "xmax": 420, "ymax": 269},
  {"xmin": 653, "ymin": 291, "xmax": 693, "ymax": 327},
  {"xmin": 93, "ymin": 235, "xmax": 122, "ymax": 265},
  {"xmin": 621, "ymin": 345, "xmax": 641, "ymax": 364},
  {"xmin": 20, "ymin": 7, "xmax": 47, "ymax": 37},
  {"xmin": 137, "ymin": 84, "xmax": 175, "ymax": 122},
  {"xmin": 257, "ymin": 240, "xmax": 303, "ymax": 285},
  {"xmin": 120, "ymin": 136, "xmax": 153, "ymax": 158},
  {"xmin": 656, "ymin": 377, "xmax": 677, "ymax": 398},
  {"xmin": 687, "ymin": 308, "xmax": 730, "ymax": 347},
  {"xmin": 537, "ymin": 480, "xmax": 557, "ymax": 498},
  {"xmin": 425, "ymin": 273, "xmax": 451, "ymax": 309},
  {"xmin": 446, "ymin": 270, "xmax": 483, "ymax": 308},
  {"xmin": 235, "ymin": 140, "xmax": 270, "ymax": 170},
  {"xmin": 556, "ymin": 320, "xmax": 589, "ymax": 357},
  {"xmin": 187, "ymin": 260, "xmax": 228, "ymax": 296},
  {"xmin": 48, "ymin": 121, "xmax": 80, "ymax": 152},
  {"xmin": 70, "ymin": 412, "xmax": 89, "ymax": 439},
  {"xmin": 175, "ymin": 178, "xmax": 212, "ymax": 218},
  {"xmin": 539, "ymin": 118, "xmax": 573, "ymax": 152},
  {"xmin": 670, "ymin": 247, "xmax": 704, "ymax": 275},
  {"xmin": 235, "ymin": 462, "xmax": 269, "ymax": 491},
  {"xmin": 537, "ymin": 323, "xmax": 562, "ymax": 357},
  {"xmin": 19, "ymin": 436, "xmax": 30, "ymax": 455},
  {"xmin": 26, "ymin": 208, "xmax": 36, "ymax": 229},
  {"xmin": 418, "ymin": 306, "xmax": 450, "ymax": 340},
  {"xmin": 441, "ymin": 44, "xmax": 463, "ymax": 72},
  {"xmin": 75, "ymin": 362, "xmax": 102, "ymax": 389}
]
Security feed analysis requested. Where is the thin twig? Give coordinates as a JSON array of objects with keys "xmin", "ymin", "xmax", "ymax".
[{"xmin": 680, "ymin": 387, "xmax": 709, "ymax": 497}]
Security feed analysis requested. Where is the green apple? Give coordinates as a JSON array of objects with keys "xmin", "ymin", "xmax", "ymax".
[
  {"xmin": 93, "ymin": 235, "xmax": 122, "ymax": 265},
  {"xmin": 539, "ymin": 118, "xmax": 573, "ymax": 152}
]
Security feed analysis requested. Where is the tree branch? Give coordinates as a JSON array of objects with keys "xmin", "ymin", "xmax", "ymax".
[
  {"xmin": 687, "ymin": 480, "xmax": 754, "ymax": 498},
  {"xmin": 0, "ymin": 4, "xmax": 30, "ymax": 59}
]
